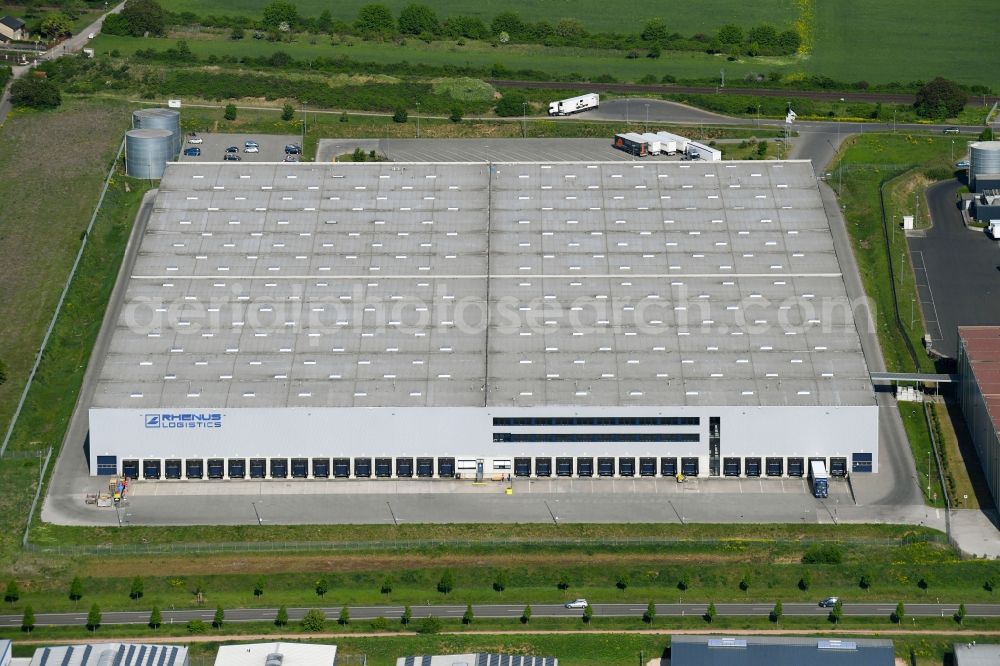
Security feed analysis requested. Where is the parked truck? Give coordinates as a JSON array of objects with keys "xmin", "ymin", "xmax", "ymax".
[
  {"xmin": 548, "ymin": 93, "xmax": 599, "ymax": 116},
  {"xmin": 809, "ymin": 460, "xmax": 829, "ymax": 498}
]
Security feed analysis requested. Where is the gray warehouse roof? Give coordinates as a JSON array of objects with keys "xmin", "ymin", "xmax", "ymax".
[
  {"xmin": 670, "ymin": 635, "xmax": 894, "ymax": 666},
  {"xmin": 953, "ymin": 642, "xmax": 1000, "ymax": 666},
  {"xmin": 92, "ymin": 160, "xmax": 875, "ymax": 410}
]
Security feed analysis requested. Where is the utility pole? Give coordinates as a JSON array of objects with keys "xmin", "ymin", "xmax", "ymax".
[{"xmin": 626, "ymin": 98, "xmax": 630, "ymax": 125}]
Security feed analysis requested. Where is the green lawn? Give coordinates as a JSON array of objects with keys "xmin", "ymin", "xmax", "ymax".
[{"xmin": 157, "ymin": 0, "xmax": 797, "ymax": 35}]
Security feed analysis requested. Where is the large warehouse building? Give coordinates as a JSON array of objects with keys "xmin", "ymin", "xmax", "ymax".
[
  {"xmin": 957, "ymin": 326, "xmax": 1000, "ymax": 514},
  {"xmin": 87, "ymin": 160, "xmax": 878, "ymax": 481}
]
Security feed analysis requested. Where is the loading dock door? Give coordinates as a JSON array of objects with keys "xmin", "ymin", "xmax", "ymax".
[
  {"xmin": 577, "ymin": 457, "xmax": 594, "ymax": 477},
  {"xmin": 744, "ymin": 457, "xmax": 761, "ymax": 477},
  {"xmin": 354, "ymin": 458, "xmax": 372, "ymax": 478},
  {"xmin": 416, "ymin": 457, "xmax": 434, "ymax": 477},
  {"xmin": 374, "ymin": 458, "xmax": 391, "ymax": 478},
  {"xmin": 122, "ymin": 460, "xmax": 139, "ymax": 479},
  {"xmin": 312, "ymin": 458, "xmax": 330, "ymax": 478},
  {"xmin": 765, "ymin": 457, "xmax": 783, "ymax": 476},
  {"xmin": 619, "ymin": 457, "xmax": 636, "ymax": 477},
  {"xmin": 227, "ymin": 459, "xmax": 245, "ymax": 478},
  {"xmin": 164, "ymin": 459, "xmax": 181, "ymax": 479},
  {"xmin": 535, "ymin": 457, "xmax": 552, "ymax": 477},
  {"xmin": 681, "ymin": 457, "xmax": 699, "ymax": 476},
  {"xmin": 186, "ymin": 459, "xmax": 204, "ymax": 479},
  {"xmin": 96, "ymin": 455, "xmax": 117, "ymax": 476},
  {"xmin": 639, "ymin": 457, "xmax": 656, "ymax": 476},
  {"xmin": 249, "ymin": 458, "xmax": 266, "ymax": 479},
  {"xmin": 333, "ymin": 458, "xmax": 350, "ymax": 478},
  {"xmin": 269, "ymin": 458, "xmax": 288, "ymax": 478},
  {"xmin": 514, "ymin": 458, "xmax": 532, "ymax": 477},
  {"xmin": 851, "ymin": 452, "xmax": 872, "ymax": 473},
  {"xmin": 143, "ymin": 459, "xmax": 161, "ymax": 479},
  {"xmin": 207, "ymin": 459, "xmax": 224, "ymax": 479},
  {"xmin": 722, "ymin": 457, "xmax": 740, "ymax": 476},
  {"xmin": 396, "ymin": 458, "xmax": 413, "ymax": 478},
  {"xmin": 829, "ymin": 457, "xmax": 847, "ymax": 476},
  {"xmin": 438, "ymin": 458, "xmax": 456, "ymax": 477},
  {"xmin": 660, "ymin": 457, "xmax": 677, "ymax": 476},
  {"xmin": 291, "ymin": 458, "xmax": 308, "ymax": 478},
  {"xmin": 556, "ymin": 457, "xmax": 573, "ymax": 476},
  {"xmin": 597, "ymin": 457, "xmax": 615, "ymax": 476},
  {"xmin": 787, "ymin": 457, "xmax": 804, "ymax": 477}
]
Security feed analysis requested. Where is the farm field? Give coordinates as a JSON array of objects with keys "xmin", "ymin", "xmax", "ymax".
[
  {"xmin": 156, "ymin": 0, "xmax": 797, "ymax": 35},
  {"xmin": 808, "ymin": 0, "xmax": 999, "ymax": 89}
]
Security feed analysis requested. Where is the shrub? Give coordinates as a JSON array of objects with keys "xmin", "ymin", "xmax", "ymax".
[
  {"xmin": 798, "ymin": 571, "xmax": 812, "ymax": 591},
  {"xmin": 449, "ymin": 106, "xmax": 463, "ymax": 123},
  {"xmin": 801, "ymin": 544, "xmax": 843, "ymax": 564},
  {"xmin": 769, "ymin": 600, "xmax": 782, "ymax": 623},
  {"xmin": 462, "ymin": 603, "xmax": 473, "ymax": 624},
  {"xmin": 186, "ymin": 619, "xmax": 206, "ymax": 634},
  {"xmin": 915, "ymin": 77, "xmax": 966, "ymax": 119},
  {"xmin": 393, "ymin": 107, "xmax": 409, "ymax": 123},
  {"xmin": 704, "ymin": 602, "xmax": 716, "ymax": 623},
  {"xmin": 371, "ymin": 616, "xmax": 389, "ymax": 630},
  {"xmin": 416, "ymin": 616, "xmax": 442, "ymax": 634},
  {"xmin": 224, "ymin": 103, "xmax": 237, "ymax": 120},
  {"xmin": 495, "ymin": 92, "xmax": 527, "ymax": 117},
  {"xmin": 10, "ymin": 78, "xmax": 61, "ymax": 109},
  {"xmin": 340, "ymin": 111, "xmax": 349, "ymax": 123},
  {"xmin": 380, "ymin": 576, "xmax": 393, "ymax": 594},
  {"xmin": 338, "ymin": 607, "xmax": 350, "ymax": 625},
  {"xmin": 616, "ymin": 574, "xmax": 630, "ymax": 591},
  {"xmin": 891, "ymin": 602, "xmax": 905, "ymax": 624},
  {"xmin": 299, "ymin": 608, "xmax": 325, "ymax": 631},
  {"xmin": 281, "ymin": 103, "xmax": 295, "ymax": 120}
]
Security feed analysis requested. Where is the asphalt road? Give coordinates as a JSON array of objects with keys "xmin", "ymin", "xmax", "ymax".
[
  {"xmin": 910, "ymin": 179, "xmax": 1000, "ymax": 356},
  {"xmin": 0, "ymin": 602, "xmax": 991, "ymax": 628}
]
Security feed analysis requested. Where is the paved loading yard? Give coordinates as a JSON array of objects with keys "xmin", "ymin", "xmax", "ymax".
[{"xmin": 177, "ymin": 132, "xmax": 302, "ymax": 164}]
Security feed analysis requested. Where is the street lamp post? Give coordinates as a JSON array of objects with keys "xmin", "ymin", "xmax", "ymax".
[
  {"xmin": 416, "ymin": 101, "xmax": 420, "ymax": 138},
  {"xmin": 644, "ymin": 103, "xmax": 649, "ymax": 133},
  {"xmin": 626, "ymin": 98, "xmax": 629, "ymax": 125},
  {"xmin": 756, "ymin": 103, "xmax": 760, "ymax": 127},
  {"xmin": 522, "ymin": 102, "xmax": 527, "ymax": 138}
]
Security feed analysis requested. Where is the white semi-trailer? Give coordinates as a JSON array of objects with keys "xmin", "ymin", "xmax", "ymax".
[{"xmin": 548, "ymin": 93, "xmax": 599, "ymax": 116}]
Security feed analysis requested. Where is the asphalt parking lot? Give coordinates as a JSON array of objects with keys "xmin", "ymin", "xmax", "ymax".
[
  {"xmin": 177, "ymin": 132, "xmax": 302, "ymax": 163},
  {"xmin": 316, "ymin": 138, "xmax": 689, "ymax": 163}
]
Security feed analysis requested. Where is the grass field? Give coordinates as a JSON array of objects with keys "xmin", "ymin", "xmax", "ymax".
[
  {"xmin": 156, "ymin": 0, "xmax": 797, "ymax": 35},
  {"xmin": 0, "ymin": 99, "xmax": 133, "ymax": 451},
  {"xmin": 832, "ymin": 134, "xmax": 956, "ymax": 373},
  {"xmin": 808, "ymin": 0, "xmax": 1000, "ymax": 89}
]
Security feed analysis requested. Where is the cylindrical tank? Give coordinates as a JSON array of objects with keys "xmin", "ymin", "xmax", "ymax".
[
  {"xmin": 125, "ymin": 129, "xmax": 173, "ymax": 179},
  {"xmin": 132, "ymin": 108, "xmax": 181, "ymax": 157},
  {"xmin": 970, "ymin": 141, "xmax": 1000, "ymax": 187}
]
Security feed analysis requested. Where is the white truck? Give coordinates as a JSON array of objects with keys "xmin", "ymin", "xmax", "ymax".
[
  {"xmin": 988, "ymin": 220, "xmax": 1000, "ymax": 239},
  {"xmin": 809, "ymin": 460, "xmax": 829, "ymax": 498},
  {"xmin": 548, "ymin": 93, "xmax": 599, "ymax": 116}
]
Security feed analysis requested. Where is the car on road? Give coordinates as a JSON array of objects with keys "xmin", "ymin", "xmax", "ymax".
[
  {"xmin": 956, "ymin": 160, "xmax": 970, "ymax": 168},
  {"xmin": 564, "ymin": 599, "xmax": 589, "ymax": 609},
  {"xmin": 818, "ymin": 596, "xmax": 839, "ymax": 608},
  {"xmin": 943, "ymin": 127, "xmax": 960, "ymax": 134},
  {"xmin": 284, "ymin": 144, "xmax": 302, "ymax": 155},
  {"xmin": 88, "ymin": 32, "xmax": 95, "ymax": 39},
  {"xmin": 225, "ymin": 146, "xmax": 239, "ymax": 153},
  {"xmin": 223, "ymin": 153, "xmax": 242, "ymax": 161},
  {"xmin": 245, "ymin": 145, "xmax": 259, "ymax": 153},
  {"xmin": 182, "ymin": 147, "xmax": 201, "ymax": 157},
  {"xmin": 187, "ymin": 134, "xmax": 203, "ymax": 144}
]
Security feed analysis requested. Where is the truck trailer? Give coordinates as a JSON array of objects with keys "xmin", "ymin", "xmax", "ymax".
[
  {"xmin": 809, "ymin": 460, "xmax": 829, "ymax": 498},
  {"xmin": 548, "ymin": 93, "xmax": 599, "ymax": 116}
]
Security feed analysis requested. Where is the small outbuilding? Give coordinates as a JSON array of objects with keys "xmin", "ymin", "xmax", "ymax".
[
  {"xmin": 0, "ymin": 16, "xmax": 28, "ymax": 41},
  {"xmin": 953, "ymin": 641, "xmax": 1000, "ymax": 666}
]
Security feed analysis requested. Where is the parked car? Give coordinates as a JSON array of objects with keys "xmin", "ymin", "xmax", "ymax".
[
  {"xmin": 943, "ymin": 127, "xmax": 960, "ymax": 134},
  {"xmin": 283, "ymin": 154, "xmax": 300, "ymax": 162},
  {"xmin": 225, "ymin": 146, "xmax": 239, "ymax": 153},
  {"xmin": 183, "ymin": 147, "xmax": 201, "ymax": 157},
  {"xmin": 564, "ymin": 599, "xmax": 589, "ymax": 609},
  {"xmin": 818, "ymin": 596, "xmax": 839, "ymax": 608},
  {"xmin": 956, "ymin": 160, "xmax": 970, "ymax": 168},
  {"xmin": 284, "ymin": 144, "xmax": 302, "ymax": 155},
  {"xmin": 87, "ymin": 32, "xmax": 95, "ymax": 39},
  {"xmin": 187, "ymin": 134, "xmax": 203, "ymax": 144},
  {"xmin": 244, "ymin": 145, "xmax": 259, "ymax": 153},
  {"xmin": 223, "ymin": 153, "xmax": 242, "ymax": 161},
  {"xmin": 244, "ymin": 140, "xmax": 259, "ymax": 149}
]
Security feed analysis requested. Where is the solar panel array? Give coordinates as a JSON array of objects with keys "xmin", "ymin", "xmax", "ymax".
[{"xmin": 92, "ymin": 161, "xmax": 874, "ymax": 410}]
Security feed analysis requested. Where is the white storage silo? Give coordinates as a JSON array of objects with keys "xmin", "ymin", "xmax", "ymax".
[
  {"xmin": 132, "ymin": 108, "xmax": 181, "ymax": 158},
  {"xmin": 970, "ymin": 141, "xmax": 1000, "ymax": 190}
]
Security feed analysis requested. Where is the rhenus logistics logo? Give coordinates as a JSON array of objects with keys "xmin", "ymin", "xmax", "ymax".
[{"xmin": 145, "ymin": 413, "xmax": 223, "ymax": 429}]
